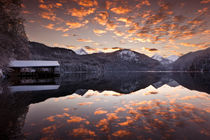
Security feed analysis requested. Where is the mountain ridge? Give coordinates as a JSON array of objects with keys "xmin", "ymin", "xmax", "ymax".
[{"xmin": 29, "ymin": 42, "xmax": 162, "ymax": 73}]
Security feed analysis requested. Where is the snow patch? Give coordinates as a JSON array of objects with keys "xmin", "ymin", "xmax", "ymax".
[
  {"xmin": 152, "ymin": 54, "xmax": 179, "ymax": 65},
  {"xmin": 74, "ymin": 48, "xmax": 87, "ymax": 55},
  {"xmin": 167, "ymin": 55, "xmax": 179, "ymax": 62},
  {"xmin": 118, "ymin": 50, "xmax": 139, "ymax": 61}
]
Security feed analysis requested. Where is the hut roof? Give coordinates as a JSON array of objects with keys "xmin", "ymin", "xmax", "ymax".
[{"xmin": 9, "ymin": 60, "xmax": 60, "ymax": 68}]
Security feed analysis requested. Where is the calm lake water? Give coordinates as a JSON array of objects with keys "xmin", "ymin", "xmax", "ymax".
[{"xmin": 0, "ymin": 72, "xmax": 210, "ymax": 140}]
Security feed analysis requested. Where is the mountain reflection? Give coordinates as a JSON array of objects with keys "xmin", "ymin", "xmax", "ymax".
[{"xmin": 0, "ymin": 72, "xmax": 210, "ymax": 139}]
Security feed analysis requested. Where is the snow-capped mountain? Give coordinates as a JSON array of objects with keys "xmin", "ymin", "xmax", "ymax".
[
  {"xmin": 152, "ymin": 54, "xmax": 170, "ymax": 65},
  {"xmin": 117, "ymin": 49, "xmax": 139, "ymax": 62},
  {"xmin": 167, "ymin": 55, "xmax": 179, "ymax": 62},
  {"xmin": 74, "ymin": 48, "xmax": 87, "ymax": 55},
  {"xmin": 152, "ymin": 54, "xmax": 179, "ymax": 65}
]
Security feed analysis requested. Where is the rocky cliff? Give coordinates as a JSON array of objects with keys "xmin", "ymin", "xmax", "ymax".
[{"xmin": 0, "ymin": 0, "xmax": 30, "ymax": 73}]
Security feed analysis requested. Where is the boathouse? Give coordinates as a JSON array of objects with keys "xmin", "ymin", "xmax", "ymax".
[{"xmin": 9, "ymin": 60, "xmax": 60, "ymax": 77}]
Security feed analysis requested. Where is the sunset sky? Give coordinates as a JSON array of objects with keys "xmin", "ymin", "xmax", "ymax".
[{"xmin": 22, "ymin": 0, "xmax": 210, "ymax": 56}]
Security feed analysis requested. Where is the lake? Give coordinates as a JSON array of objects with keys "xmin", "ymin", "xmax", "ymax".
[{"xmin": 0, "ymin": 72, "xmax": 210, "ymax": 140}]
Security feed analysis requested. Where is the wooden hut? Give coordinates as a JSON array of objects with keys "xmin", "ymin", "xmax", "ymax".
[{"xmin": 9, "ymin": 60, "xmax": 60, "ymax": 77}]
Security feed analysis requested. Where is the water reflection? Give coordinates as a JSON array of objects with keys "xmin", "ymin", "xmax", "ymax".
[{"xmin": 0, "ymin": 72, "xmax": 210, "ymax": 139}]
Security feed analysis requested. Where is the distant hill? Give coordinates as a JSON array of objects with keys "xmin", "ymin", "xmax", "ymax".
[
  {"xmin": 172, "ymin": 48, "xmax": 210, "ymax": 71},
  {"xmin": 152, "ymin": 54, "xmax": 179, "ymax": 65}
]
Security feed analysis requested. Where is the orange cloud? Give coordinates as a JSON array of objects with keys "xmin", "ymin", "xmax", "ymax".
[
  {"xmin": 42, "ymin": 125, "xmax": 57, "ymax": 134},
  {"xmin": 66, "ymin": 45, "xmax": 79, "ymax": 49},
  {"xmin": 114, "ymin": 31, "xmax": 124, "ymax": 36},
  {"xmin": 106, "ymin": 20, "xmax": 118, "ymax": 31},
  {"xmin": 136, "ymin": 0, "xmax": 151, "ymax": 8},
  {"xmin": 106, "ymin": 1, "xmax": 113, "ymax": 10},
  {"xmin": 197, "ymin": 7, "xmax": 208, "ymax": 14},
  {"xmin": 131, "ymin": 37, "xmax": 151, "ymax": 43},
  {"xmin": 94, "ymin": 11, "xmax": 109, "ymax": 25},
  {"xmin": 44, "ymin": 23, "xmax": 54, "ymax": 29},
  {"xmin": 56, "ymin": 3, "xmax": 62, "ymax": 7},
  {"xmin": 39, "ymin": 3, "xmax": 61, "ymax": 12},
  {"xmin": 40, "ymin": 12, "xmax": 57, "ymax": 21},
  {"xmin": 107, "ymin": 113, "xmax": 119, "ymax": 120},
  {"xmin": 62, "ymin": 33, "xmax": 69, "ymax": 37},
  {"xmin": 78, "ymin": 102, "xmax": 93, "ymax": 105},
  {"xmin": 67, "ymin": 116, "xmax": 86, "ymax": 123},
  {"xmin": 180, "ymin": 42, "xmax": 210, "ymax": 49},
  {"xmin": 200, "ymin": 0, "xmax": 210, "ymax": 4},
  {"xmin": 112, "ymin": 130, "xmax": 131, "ymax": 137},
  {"xmin": 22, "ymin": 10, "xmax": 30, "ymax": 14},
  {"xmin": 39, "ymin": 0, "xmax": 44, "ymax": 3},
  {"xmin": 46, "ymin": 116, "xmax": 55, "ymax": 122},
  {"xmin": 93, "ymin": 29, "xmax": 107, "ymax": 35},
  {"xmin": 66, "ymin": 20, "xmax": 88, "ymax": 29},
  {"xmin": 111, "ymin": 6, "xmax": 131, "ymax": 14},
  {"xmin": 116, "ymin": 17, "xmax": 133, "ymax": 27},
  {"xmin": 55, "ymin": 27, "xmax": 69, "ymax": 32},
  {"xmin": 63, "ymin": 108, "xmax": 69, "ymax": 111},
  {"xmin": 39, "ymin": 4, "xmax": 53, "ymax": 11},
  {"xmin": 118, "ymin": 119, "xmax": 134, "ymax": 126},
  {"xmin": 94, "ymin": 109, "xmax": 108, "ymax": 115},
  {"xmin": 72, "ymin": 128, "xmax": 96, "ymax": 136},
  {"xmin": 96, "ymin": 119, "xmax": 109, "ymax": 131},
  {"xmin": 114, "ymin": 107, "xmax": 126, "ymax": 113},
  {"xmin": 74, "ymin": 0, "xmax": 98, "ymax": 7},
  {"xmin": 77, "ymin": 38, "xmax": 94, "ymax": 43},
  {"xmin": 67, "ymin": 7, "xmax": 96, "ymax": 18}
]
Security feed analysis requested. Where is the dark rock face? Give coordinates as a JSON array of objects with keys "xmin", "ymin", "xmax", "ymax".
[
  {"xmin": 29, "ymin": 42, "xmax": 162, "ymax": 73},
  {"xmin": 172, "ymin": 48, "xmax": 210, "ymax": 71},
  {"xmin": 0, "ymin": 0, "xmax": 30, "ymax": 71}
]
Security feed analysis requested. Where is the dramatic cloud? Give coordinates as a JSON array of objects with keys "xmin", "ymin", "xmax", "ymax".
[
  {"xmin": 40, "ymin": 12, "xmax": 57, "ymax": 21},
  {"xmin": 106, "ymin": 20, "xmax": 118, "ymax": 31},
  {"xmin": 94, "ymin": 109, "xmax": 108, "ymax": 115},
  {"xmin": 94, "ymin": 11, "xmax": 109, "ymax": 26},
  {"xmin": 136, "ymin": 0, "xmax": 151, "ymax": 8},
  {"xmin": 67, "ymin": 7, "xmax": 96, "ymax": 18},
  {"xmin": 110, "ymin": 6, "xmax": 131, "ymax": 14},
  {"xmin": 66, "ymin": 20, "xmax": 88, "ymax": 29},
  {"xmin": 44, "ymin": 23, "xmax": 54, "ymax": 29},
  {"xmin": 71, "ymin": 128, "xmax": 96, "ymax": 136},
  {"xmin": 74, "ymin": 0, "xmax": 98, "ymax": 7},
  {"xmin": 93, "ymin": 29, "xmax": 107, "ymax": 35},
  {"xmin": 23, "ymin": 0, "xmax": 210, "ymax": 56}
]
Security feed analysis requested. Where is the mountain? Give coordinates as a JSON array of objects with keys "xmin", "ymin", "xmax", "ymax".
[
  {"xmin": 167, "ymin": 55, "xmax": 179, "ymax": 62},
  {"xmin": 74, "ymin": 48, "xmax": 88, "ymax": 55},
  {"xmin": 87, "ymin": 49, "xmax": 162, "ymax": 71},
  {"xmin": 172, "ymin": 47, "xmax": 210, "ymax": 71},
  {"xmin": 152, "ymin": 54, "xmax": 171, "ymax": 65},
  {"xmin": 29, "ymin": 42, "xmax": 162, "ymax": 73},
  {"xmin": 152, "ymin": 54, "xmax": 179, "ymax": 65}
]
